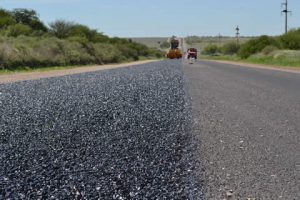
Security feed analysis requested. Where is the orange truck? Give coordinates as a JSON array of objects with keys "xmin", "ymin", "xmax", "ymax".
[{"xmin": 166, "ymin": 39, "xmax": 182, "ymax": 59}]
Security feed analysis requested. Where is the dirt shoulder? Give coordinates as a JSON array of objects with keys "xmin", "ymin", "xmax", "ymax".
[
  {"xmin": 0, "ymin": 60, "xmax": 159, "ymax": 84},
  {"xmin": 202, "ymin": 59, "xmax": 300, "ymax": 74}
]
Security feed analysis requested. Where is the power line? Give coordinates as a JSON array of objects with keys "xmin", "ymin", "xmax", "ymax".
[{"xmin": 282, "ymin": 0, "xmax": 292, "ymax": 34}]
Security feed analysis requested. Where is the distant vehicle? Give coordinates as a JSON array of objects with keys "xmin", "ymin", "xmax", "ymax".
[
  {"xmin": 187, "ymin": 48, "xmax": 198, "ymax": 59},
  {"xmin": 166, "ymin": 39, "xmax": 182, "ymax": 59}
]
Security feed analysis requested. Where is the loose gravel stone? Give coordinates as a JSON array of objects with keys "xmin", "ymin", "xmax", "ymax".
[{"xmin": 0, "ymin": 60, "xmax": 203, "ymax": 199}]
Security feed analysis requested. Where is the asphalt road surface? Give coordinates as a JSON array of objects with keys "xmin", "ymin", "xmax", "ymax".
[
  {"xmin": 0, "ymin": 60, "xmax": 299, "ymax": 199},
  {"xmin": 184, "ymin": 60, "xmax": 300, "ymax": 199},
  {"xmin": 0, "ymin": 61, "xmax": 202, "ymax": 199}
]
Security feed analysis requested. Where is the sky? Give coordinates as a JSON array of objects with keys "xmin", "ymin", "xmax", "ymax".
[{"xmin": 1, "ymin": 0, "xmax": 300, "ymax": 37}]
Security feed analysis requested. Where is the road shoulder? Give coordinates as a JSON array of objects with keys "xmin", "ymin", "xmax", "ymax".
[
  {"xmin": 201, "ymin": 59, "xmax": 300, "ymax": 74},
  {"xmin": 0, "ymin": 60, "xmax": 159, "ymax": 84}
]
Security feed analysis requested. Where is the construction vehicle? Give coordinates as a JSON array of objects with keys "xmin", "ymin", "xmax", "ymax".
[
  {"xmin": 187, "ymin": 48, "xmax": 198, "ymax": 59},
  {"xmin": 166, "ymin": 38, "xmax": 182, "ymax": 59}
]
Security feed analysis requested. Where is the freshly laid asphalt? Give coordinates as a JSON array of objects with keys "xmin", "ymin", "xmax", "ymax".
[
  {"xmin": 0, "ymin": 60, "xmax": 202, "ymax": 199},
  {"xmin": 1, "ymin": 59, "xmax": 299, "ymax": 199}
]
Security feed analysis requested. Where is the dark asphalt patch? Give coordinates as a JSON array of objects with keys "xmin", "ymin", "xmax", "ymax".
[{"xmin": 0, "ymin": 60, "xmax": 203, "ymax": 199}]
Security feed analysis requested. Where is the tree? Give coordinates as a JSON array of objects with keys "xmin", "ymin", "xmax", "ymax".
[
  {"xmin": 0, "ymin": 9, "xmax": 15, "ymax": 29},
  {"xmin": 49, "ymin": 20, "xmax": 75, "ymax": 39},
  {"xmin": 29, "ymin": 19, "xmax": 48, "ymax": 32},
  {"xmin": 12, "ymin": 9, "xmax": 47, "ymax": 32},
  {"xmin": 12, "ymin": 9, "xmax": 39, "ymax": 24}
]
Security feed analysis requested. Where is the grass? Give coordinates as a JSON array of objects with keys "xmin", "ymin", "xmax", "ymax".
[{"xmin": 200, "ymin": 51, "xmax": 300, "ymax": 69}]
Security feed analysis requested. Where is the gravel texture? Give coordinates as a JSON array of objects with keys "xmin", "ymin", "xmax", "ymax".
[{"xmin": 0, "ymin": 60, "xmax": 203, "ymax": 199}]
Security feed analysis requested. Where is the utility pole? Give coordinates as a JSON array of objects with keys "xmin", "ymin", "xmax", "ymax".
[
  {"xmin": 282, "ymin": 0, "xmax": 292, "ymax": 34},
  {"xmin": 235, "ymin": 26, "xmax": 240, "ymax": 46}
]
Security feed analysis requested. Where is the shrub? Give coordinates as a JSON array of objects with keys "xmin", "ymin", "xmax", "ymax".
[
  {"xmin": 29, "ymin": 19, "xmax": 48, "ymax": 32},
  {"xmin": 221, "ymin": 42, "xmax": 240, "ymax": 55},
  {"xmin": 279, "ymin": 28, "xmax": 300, "ymax": 50},
  {"xmin": 7, "ymin": 24, "xmax": 33, "ymax": 37},
  {"xmin": 0, "ymin": 9, "xmax": 15, "ymax": 29},
  {"xmin": 0, "ymin": 9, "xmax": 163, "ymax": 70},
  {"xmin": 49, "ymin": 20, "xmax": 74, "ymax": 39},
  {"xmin": 68, "ymin": 24, "xmax": 99, "ymax": 42},
  {"xmin": 11, "ymin": 8, "xmax": 47, "ymax": 32},
  {"xmin": 160, "ymin": 41, "xmax": 170, "ymax": 49},
  {"xmin": 116, "ymin": 44, "xmax": 139, "ymax": 61},
  {"xmin": 261, "ymin": 45, "xmax": 278, "ymax": 55},
  {"xmin": 202, "ymin": 44, "xmax": 220, "ymax": 55},
  {"xmin": 91, "ymin": 43, "xmax": 122, "ymax": 64},
  {"xmin": 238, "ymin": 35, "xmax": 279, "ymax": 58},
  {"xmin": 60, "ymin": 40, "xmax": 94, "ymax": 65},
  {"xmin": 147, "ymin": 48, "xmax": 164, "ymax": 58}
]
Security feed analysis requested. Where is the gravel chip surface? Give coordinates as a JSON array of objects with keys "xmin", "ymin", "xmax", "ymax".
[{"xmin": 0, "ymin": 60, "xmax": 203, "ymax": 199}]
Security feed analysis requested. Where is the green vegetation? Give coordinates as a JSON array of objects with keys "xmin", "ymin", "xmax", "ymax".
[
  {"xmin": 129, "ymin": 37, "xmax": 169, "ymax": 49},
  {"xmin": 185, "ymin": 36, "xmax": 252, "ymax": 51},
  {"xmin": 159, "ymin": 41, "xmax": 170, "ymax": 49},
  {"xmin": 237, "ymin": 35, "xmax": 279, "ymax": 58},
  {"xmin": 221, "ymin": 42, "xmax": 240, "ymax": 55},
  {"xmin": 0, "ymin": 8, "xmax": 163, "ymax": 71},
  {"xmin": 202, "ymin": 44, "xmax": 219, "ymax": 55},
  {"xmin": 196, "ymin": 29, "xmax": 300, "ymax": 68}
]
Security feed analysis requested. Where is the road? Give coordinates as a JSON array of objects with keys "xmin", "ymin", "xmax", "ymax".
[
  {"xmin": 0, "ymin": 61, "xmax": 202, "ymax": 199},
  {"xmin": 184, "ymin": 60, "xmax": 300, "ymax": 199},
  {"xmin": 0, "ymin": 60, "xmax": 299, "ymax": 199}
]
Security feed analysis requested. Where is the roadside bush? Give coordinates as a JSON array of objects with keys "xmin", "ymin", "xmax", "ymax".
[
  {"xmin": 128, "ymin": 42, "xmax": 149, "ymax": 57},
  {"xmin": 279, "ymin": 28, "xmax": 300, "ymax": 50},
  {"xmin": 49, "ymin": 20, "xmax": 74, "ymax": 39},
  {"xmin": 238, "ymin": 35, "xmax": 279, "ymax": 58},
  {"xmin": 221, "ymin": 42, "xmax": 240, "ymax": 55},
  {"xmin": 59, "ymin": 40, "xmax": 95, "ymax": 65},
  {"xmin": 0, "ymin": 7, "xmax": 163, "ymax": 70},
  {"xmin": 147, "ymin": 48, "xmax": 164, "ymax": 58},
  {"xmin": 116, "ymin": 44, "xmax": 139, "ymax": 61},
  {"xmin": 261, "ymin": 45, "xmax": 278, "ymax": 55},
  {"xmin": 202, "ymin": 44, "xmax": 220, "ymax": 55},
  {"xmin": 160, "ymin": 41, "xmax": 170, "ymax": 49},
  {"xmin": 68, "ymin": 24, "xmax": 100, "ymax": 42},
  {"xmin": 0, "ymin": 9, "xmax": 15, "ymax": 29},
  {"xmin": 0, "ymin": 36, "xmax": 62, "ymax": 68},
  {"xmin": 7, "ymin": 24, "xmax": 33, "ymax": 37},
  {"xmin": 91, "ymin": 43, "xmax": 122, "ymax": 64},
  {"xmin": 12, "ymin": 8, "xmax": 48, "ymax": 32}
]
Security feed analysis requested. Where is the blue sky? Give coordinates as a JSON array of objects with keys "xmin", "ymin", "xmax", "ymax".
[{"xmin": 2, "ymin": 0, "xmax": 300, "ymax": 37}]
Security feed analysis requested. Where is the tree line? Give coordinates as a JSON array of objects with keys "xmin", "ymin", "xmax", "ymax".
[{"xmin": 0, "ymin": 8, "xmax": 163, "ymax": 70}]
